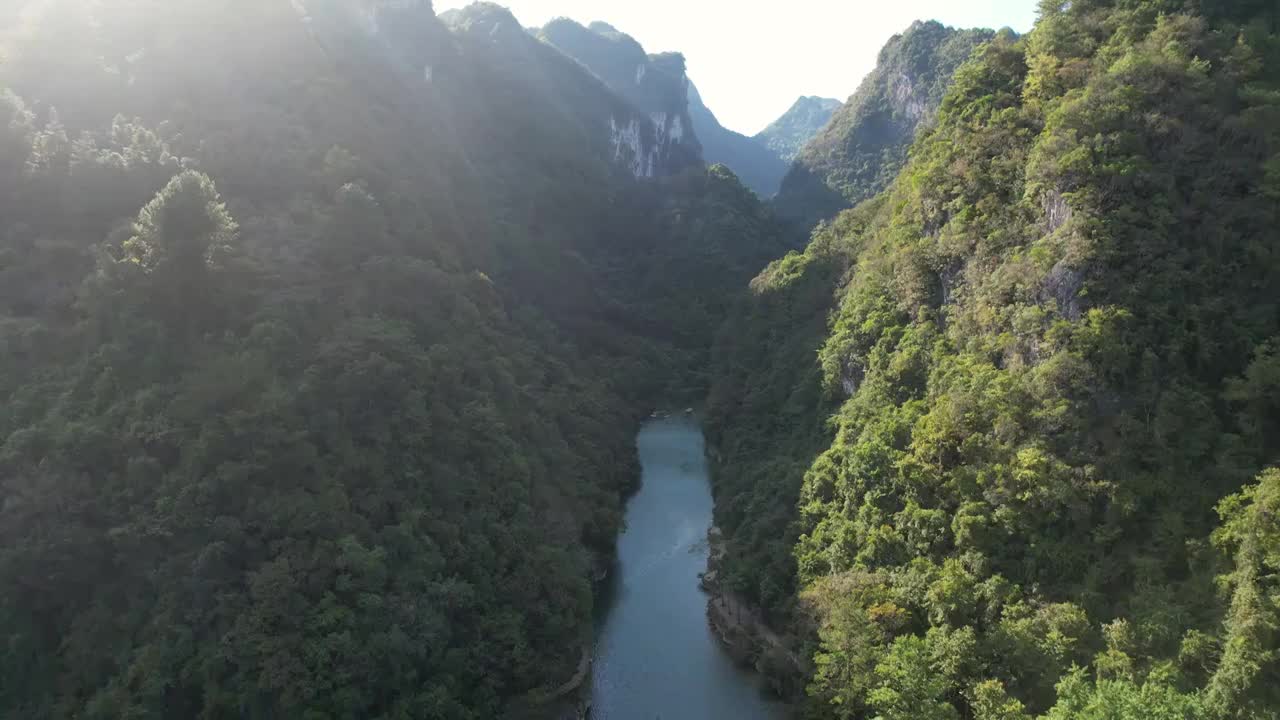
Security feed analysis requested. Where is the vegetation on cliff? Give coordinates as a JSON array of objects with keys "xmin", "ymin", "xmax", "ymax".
[
  {"xmin": 772, "ymin": 21, "xmax": 994, "ymax": 232},
  {"xmin": 755, "ymin": 95, "xmax": 842, "ymax": 164},
  {"xmin": 5, "ymin": 0, "xmax": 1279, "ymax": 717},
  {"xmin": 709, "ymin": 0, "xmax": 1280, "ymax": 716},
  {"xmin": 0, "ymin": 1, "xmax": 781, "ymax": 717}
]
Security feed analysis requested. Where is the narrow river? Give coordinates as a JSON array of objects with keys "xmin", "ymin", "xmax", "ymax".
[{"xmin": 588, "ymin": 415, "xmax": 788, "ymax": 719}]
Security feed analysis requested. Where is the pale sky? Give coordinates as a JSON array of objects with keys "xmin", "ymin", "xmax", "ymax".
[{"xmin": 434, "ymin": 0, "xmax": 1041, "ymax": 135}]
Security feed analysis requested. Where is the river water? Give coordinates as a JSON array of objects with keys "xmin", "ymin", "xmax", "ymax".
[{"xmin": 588, "ymin": 415, "xmax": 788, "ymax": 720}]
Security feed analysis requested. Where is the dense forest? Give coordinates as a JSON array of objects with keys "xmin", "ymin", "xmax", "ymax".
[
  {"xmin": 710, "ymin": 0, "xmax": 1280, "ymax": 717},
  {"xmin": 0, "ymin": 1, "xmax": 782, "ymax": 717},
  {"xmin": 3, "ymin": 0, "xmax": 1279, "ymax": 718}
]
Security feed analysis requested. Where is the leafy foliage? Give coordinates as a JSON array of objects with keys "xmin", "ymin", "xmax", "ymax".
[
  {"xmin": 0, "ymin": 1, "xmax": 784, "ymax": 717},
  {"xmin": 773, "ymin": 20, "xmax": 995, "ymax": 232},
  {"xmin": 709, "ymin": 0, "xmax": 1280, "ymax": 716}
]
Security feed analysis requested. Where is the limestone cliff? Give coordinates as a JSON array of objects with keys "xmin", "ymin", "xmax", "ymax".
[{"xmin": 538, "ymin": 18, "xmax": 703, "ymax": 178}]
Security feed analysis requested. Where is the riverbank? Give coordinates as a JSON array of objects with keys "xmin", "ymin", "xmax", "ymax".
[
  {"xmin": 517, "ymin": 412, "xmax": 794, "ymax": 720},
  {"xmin": 586, "ymin": 416, "xmax": 789, "ymax": 719},
  {"xmin": 701, "ymin": 526, "xmax": 808, "ymax": 699}
]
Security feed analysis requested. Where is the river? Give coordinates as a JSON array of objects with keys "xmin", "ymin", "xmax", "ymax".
[{"xmin": 587, "ymin": 415, "xmax": 789, "ymax": 720}]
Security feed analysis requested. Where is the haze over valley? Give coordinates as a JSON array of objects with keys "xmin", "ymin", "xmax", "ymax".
[{"xmin": 0, "ymin": 1, "xmax": 1277, "ymax": 719}]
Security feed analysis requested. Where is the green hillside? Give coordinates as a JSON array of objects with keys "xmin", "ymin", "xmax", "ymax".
[
  {"xmin": 773, "ymin": 21, "xmax": 994, "ymax": 232},
  {"xmin": 755, "ymin": 95, "xmax": 842, "ymax": 163},
  {"xmin": 710, "ymin": 1, "xmax": 1280, "ymax": 716},
  {"xmin": 0, "ymin": 1, "xmax": 781, "ymax": 717}
]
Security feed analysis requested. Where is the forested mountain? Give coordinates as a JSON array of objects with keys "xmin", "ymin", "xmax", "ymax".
[
  {"xmin": 538, "ymin": 18, "xmax": 790, "ymax": 198},
  {"xmin": 534, "ymin": 17, "xmax": 702, "ymax": 178},
  {"xmin": 0, "ymin": 1, "xmax": 782, "ymax": 717},
  {"xmin": 754, "ymin": 95, "xmax": 842, "ymax": 163},
  {"xmin": 4, "ymin": 0, "xmax": 1280, "ymax": 718},
  {"xmin": 708, "ymin": 1, "xmax": 1280, "ymax": 718},
  {"xmin": 772, "ymin": 21, "xmax": 994, "ymax": 231}
]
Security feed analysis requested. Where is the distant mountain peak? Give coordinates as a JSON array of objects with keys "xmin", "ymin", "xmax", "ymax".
[
  {"xmin": 685, "ymin": 79, "xmax": 788, "ymax": 197},
  {"xmin": 772, "ymin": 20, "xmax": 995, "ymax": 230},
  {"xmin": 796, "ymin": 95, "xmax": 842, "ymax": 107},
  {"xmin": 587, "ymin": 20, "xmax": 622, "ymax": 35},
  {"xmin": 754, "ymin": 95, "xmax": 842, "ymax": 163},
  {"xmin": 443, "ymin": 1, "xmax": 524, "ymax": 37},
  {"xmin": 538, "ymin": 17, "xmax": 796, "ymax": 196}
]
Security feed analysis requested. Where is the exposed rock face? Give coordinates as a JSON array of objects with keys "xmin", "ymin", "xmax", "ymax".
[
  {"xmin": 538, "ymin": 18, "xmax": 702, "ymax": 178},
  {"xmin": 754, "ymin": 95, "xmax": 842, "ymax": 163},
  {"xmin": 773, "ymin": 21, "xmax": 995, "ymax": 232},
  {"xmin": 539, "ymin": 21, "xmax": 688, "ymax": 118},
  {"xmin": 609, "ymin": 114, "xmax": 673, "ymax": 178},
  {"xmin": 539, "ymin": 18, "xmax": 805, "ymax": 198},
  {"xmin": 303, "ymin": 3, "xmax": 699, "ymax": 182},
  {"xmin": 1043, "ymin": 259, "xmax": 1085, "ymax": 321}
]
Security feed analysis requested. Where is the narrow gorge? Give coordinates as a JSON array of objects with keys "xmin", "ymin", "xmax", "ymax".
[
  {"xmin": 586, "ymin": 414, "xmax": 786, "ymax": 720},
  {"xmin": 0, "ymin": 1, "xmax": 1277, "ymax": 719}
]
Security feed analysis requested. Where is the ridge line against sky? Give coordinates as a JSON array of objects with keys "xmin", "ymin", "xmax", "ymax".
[{"xmin": 433, "ymin": 0, "xmax": 1041, "ymax": 135}]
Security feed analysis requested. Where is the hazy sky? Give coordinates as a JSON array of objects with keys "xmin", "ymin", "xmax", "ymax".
[{"xmin": 433, "ymin": 0, "xmax": 1041, "ymax": 135}]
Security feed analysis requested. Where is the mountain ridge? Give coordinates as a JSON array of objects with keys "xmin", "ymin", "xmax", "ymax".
[
  {"xmin": 772, "ymin": 20, "xmax": 995, "ymax": 230},
  {"xmin": 535, "ymin": 15, "xmax": 702, "ymax": 178},
  {"xmin": 685, "ymin": 80, "xmax": 791, "ymax": 197},
  {"xmin": 709, "ymin": 3, "xmax": 1280, "ymax": 717},
  {"xmin": 536, "ymin": 17, "xmax": 813, "ymax": 198},
  {"xmin": 754, "ymin": 95, "xmax": 841, "ymax": 163}
]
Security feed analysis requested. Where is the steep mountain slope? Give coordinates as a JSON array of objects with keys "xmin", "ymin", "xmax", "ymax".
[
  {"xmin": 687, "ymin": 81, "xmax": 791, "ymax": 198},
  {"xmin": 709, "ymin": 1, "xmax": 1280, "ymax": 717},
  {"xmin": 538, "ymin": 18, "xmax": 790, "ymax": 198},
  {"xmin": 754, "ymin": 95, "xmax": 842, "ymax": 163},
  {"xmin": 535, "ymin": 17, "xmax": 702, "ymax": 178},
  {"xmin": 0, "ymin": 1, "xmax": 784, "ymax": 717},
  {"xmin": 772, "ymin": 21, "xmax": 994, "ymax": 230}
]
